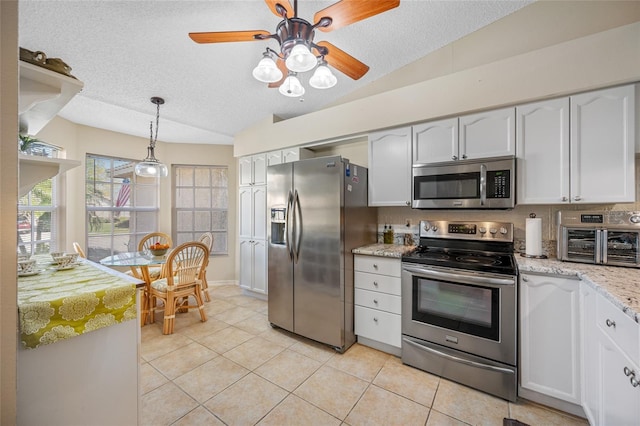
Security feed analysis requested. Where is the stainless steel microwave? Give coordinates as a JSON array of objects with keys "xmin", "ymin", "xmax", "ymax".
[{"xmin": 412, "ymin": 156, "xmax": 516, "ymax": 209}]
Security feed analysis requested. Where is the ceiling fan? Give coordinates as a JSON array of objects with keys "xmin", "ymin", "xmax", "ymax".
[{"xmin": 189, "ymin": 0, "xmax": 400, "ymax": 97}]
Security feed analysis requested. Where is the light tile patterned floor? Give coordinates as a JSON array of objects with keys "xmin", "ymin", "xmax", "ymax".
[{"xmin": 140, "ymin": 284, "xmax": 589, "ymax": 426}]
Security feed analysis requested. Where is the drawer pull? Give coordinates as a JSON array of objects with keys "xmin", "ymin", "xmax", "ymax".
[
  {"xmin": 373, "ymin": 299, "xmax": 378, "ymax": 304},
  {"xmin": 624, "ymin": 366, "xmax": 634, "ymax": 377},
  {"xmin": 624, "ymin": 367, "xmax": 639, "ymax": 388},
  {"xmin": 631, "ymin": 377, "xmax": 640, "ymax": 388},
  {"xmin": 373, "ymin": 281, "xmax": 379, "ymax": 287},
  {"xmin": 373, "ymin": 317, "xmax": 378, "ymax": 322},
  {"xmin": 373, "ymin": 264, "xmax": 378, "ymax": 269},
  {"xmin": 605, "ymin": 319, "xmax": 616, "ymax": 328}
]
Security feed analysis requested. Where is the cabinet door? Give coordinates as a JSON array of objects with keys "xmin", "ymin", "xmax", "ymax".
[
  {"xmin": 597, "ymin": 334, "xmax": 640, "ymax": 426},
  {"xmin": 516, "ymin": 98, "xmax": 570, "ymax": 204},
  {"xmin": 252, "ymin": 240, "xmax": 267, "ymax": 294},
  {"xmin": 580, "ymin": 283, "xmax": 599, "ymax": 425},
  {"xmin": 282, "ymin": 148, "xmax": 300, "ymax": 163},
  {"xmin": 266, "ymin": 151, "xmax": 283, "ymax": 166},
  {"xmin": 519, "ymin": 273, "xmax": 582, "ymax": 405},
  {"xmin": 412, "ymin": 118, "xmax": 458, "ymax": 164},
  {"xmin": 252, "ymin": 154, "xmax": 267, "ymax": 185},
  {"xmin": 238, "ymin": 188, "xmax": 253, "ymax": 239},
  {"xmin": 239, "ymin": 156, "xmax": 253, "ymax": 186},
  {"xmin": 460, "ymin": 107, "xmax": 516, "ymax": 160},
  {"xmin": 252, "ymin": 186, "xmax": 267, "ymax": 240},
  {"xmin": 368, "ymin": 127, "xmax": 412, "ymax": 206},
  {"xmin": 238, "ymin": 238, "xmax": 253, "ymax": 290},
  {"xmin": 570, "ymin": 85, "xmax": 635, "ymax": 203}
]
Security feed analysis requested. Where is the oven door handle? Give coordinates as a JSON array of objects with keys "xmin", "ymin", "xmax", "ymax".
[
  {"xmin": 402, "ymin": 265, "xmax": 515, "ymax": 286},
  {"xmin": 403, "ymin": 337, "xmax": 516, "ymax": 375}
]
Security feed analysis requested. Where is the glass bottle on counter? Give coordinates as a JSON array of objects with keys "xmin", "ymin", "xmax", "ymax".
[{"xmin": 383, "ymin": 225, "xmax": 394, "ymax": 244}]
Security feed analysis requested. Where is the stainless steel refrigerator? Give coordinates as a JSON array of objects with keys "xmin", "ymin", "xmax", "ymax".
[{"xmin": 267, "ymin": 156, "xmax": 376, "ymax": 352}]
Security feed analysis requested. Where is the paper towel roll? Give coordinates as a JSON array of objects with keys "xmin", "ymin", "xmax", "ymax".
[{"xmin": 525, "ymin": 218, "xmax": 543, "ymax": 256}]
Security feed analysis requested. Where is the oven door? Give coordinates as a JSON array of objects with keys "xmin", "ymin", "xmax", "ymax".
[
  {"xmin": 559, "ymin": 227, "xmax": 600, "ymax": 264},
  {"xmin": 401, "ymin": 263, "xmax": 516, "ymax": 365},
  {"xmin": 603, "ymin": 229, "xmax": 640, "ymax": 267}
]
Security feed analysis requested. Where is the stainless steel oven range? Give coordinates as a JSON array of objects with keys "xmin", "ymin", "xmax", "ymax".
[{"xmin": 401, "ymin": 220, "xmax": 518, "ymax": 402}]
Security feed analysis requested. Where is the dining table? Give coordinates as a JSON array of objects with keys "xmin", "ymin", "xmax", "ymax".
[{"xmin": 99, "ymin": 250, "xmax": 169, "ymax": 326}]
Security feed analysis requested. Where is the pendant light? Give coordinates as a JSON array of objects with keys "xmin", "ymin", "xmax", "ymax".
[{"xmin": 135, "ymin": 97, "xmax": 168, "ymax": 178}]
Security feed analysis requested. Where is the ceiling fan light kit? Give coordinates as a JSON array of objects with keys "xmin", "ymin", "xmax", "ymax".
[
  {"xmin": 135, "ymin": 96, "xmax": 168, "ymax": 178},
  {"xmin": 252, "ymin": 51, "xmax": 283, "ymax": 83},
  {"xmin": 278, "ymin": 73, "xmax": 305, "ymax": 97},
  {"xmin": 189, "ymin": 0, "xmax": 399, "ymax": 98}
]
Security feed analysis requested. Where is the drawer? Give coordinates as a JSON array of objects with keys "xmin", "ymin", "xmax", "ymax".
[
  {"xmin": 354, "ymin": 271, "xmax": 401, "ymax": 296},
  {"xmin": 596, "ymin": 293, "xmax": 639, "ymax": 361},
  {"xmin": 355, "ymin": 305, "xmax": 401, "ymax": 348},
  {"xmin": 355, "ymin": 288, "xmax": 401, "ymax": 314},
  {"xmin": 354, "ymin": 255, "xmax": 401, "ymax": 277}
]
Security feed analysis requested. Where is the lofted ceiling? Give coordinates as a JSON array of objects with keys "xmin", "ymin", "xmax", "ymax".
[{"xmin": 18, "ymin": 0, "xmax": 533, "ymax": 145}]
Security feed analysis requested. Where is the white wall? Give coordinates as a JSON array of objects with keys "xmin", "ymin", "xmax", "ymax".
[
  {"xmin": 234, "ymin": 2, "xmax": 640, "ymax": 157},
  {"xmin": 35, "ymin": 117, "xmax": 237, "ymax": 281}
]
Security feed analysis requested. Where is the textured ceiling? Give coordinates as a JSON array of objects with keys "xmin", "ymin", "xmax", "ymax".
[{"xmin": 18, "ymin": 0, "xmax": 532, "ymax": 145}]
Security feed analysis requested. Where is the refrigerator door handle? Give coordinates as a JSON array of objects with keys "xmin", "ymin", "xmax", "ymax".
[
  {"xmin": 293, "ymin": 189, "xmax": 302, "ymax": 264},
  {"xmin": 285, "ymin": 190, "xmax": 294, "ymax": 260}
]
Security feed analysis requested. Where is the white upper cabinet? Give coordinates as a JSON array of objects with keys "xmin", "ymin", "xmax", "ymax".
[
  {"xmin": 516, "ymin": 98, "xmax": 570, "ymax": 204},
  {"xmin": 239, "ymin": 154, "xmax": 267, "ymax": 186},
  {"xmin": 368, "ymin": 127, "xmax": 412, "ymax": 206},
  {"xmin": 517, "ymin": 84, "xmax": 636, "ymax": 205},
  {"xmin": 412, "ymin": 108, "xmax": 515, "ymax": 165},
  {"xmin": 412, "ymin": 118, "xmax": 458, "ymax": 164},
  {"xmin": 266, "ymin": 151, "xmax": 283, "ymax": 166},
  {"xmin": 266, "ymin": 147, "xmax": 313, "ymax": 167},
  {"xmin": 459, "ymin": 107, "xmax": 516, "ymax": 160},
  {"xmin": 570, "ymin": 84, "xmax": 635, "ymax": 204}
]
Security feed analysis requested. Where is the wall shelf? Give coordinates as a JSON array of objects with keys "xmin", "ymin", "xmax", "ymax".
[{"xmin": 19, "ymin": 154, "xmax": 81, "ymax": 197}]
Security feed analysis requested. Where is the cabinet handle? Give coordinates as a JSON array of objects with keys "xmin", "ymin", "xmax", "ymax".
[
  {"xmin": 462, "ymin": 154, "xmax": 467, "ymax": 159},
  {"xmin": 606, "ymin": 319, "xmax": 616, "ymax": 328},
  {"xmin": 574, "ymin": 196, "xmax": 582, "ymax": 201},
  {"xmin": 373, "ymin": 264, "xmax": 378, "ymax": 269},
  {"xmin": 452, "ymin": 155, "xmax": 458, "ymax": 161},
  {"xmin": 373, "ymin": 299, "xmax": 378, "ymax": 304},
  {"xmin": 521, "ymin": 275, "xmax": 529, "ymax": 282},
  {"xmin": 406, "ymin": 201, "xmax": 411, "ymax": 206},
  {"xmin": 562, "ymin": 197, "xmax": 568, "ymax": 202},
  {"xmin": 373, "ymin": 317, "xmax": 378, "ymax": 322},
  {"xmin": 373, "ymin": 281, "xmax": 379, "ymax": 287},
  {"xmin": 624, "ymin": 366, "xmax": 634, "ymax": 376}
]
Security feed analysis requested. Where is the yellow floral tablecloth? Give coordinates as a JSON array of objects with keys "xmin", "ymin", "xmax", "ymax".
[{"xmin": 18, "ymin": 256, "xmax": 142, "ymax": 349}]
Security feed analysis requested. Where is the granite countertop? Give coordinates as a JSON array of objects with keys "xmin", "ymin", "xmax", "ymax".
[
  {"xmin": 352, "ymin": 243, "xmax": 416, "ymax": 259},
  {"xmin": 517, "ymin": 256, "xmax": 640, "ymax": 323}
]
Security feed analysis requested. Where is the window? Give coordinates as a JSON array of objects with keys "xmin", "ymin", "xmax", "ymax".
[
  {"xmin": 85, "ymin": 154, "xmax": 159, "ymax": 261},
  {"xmin": 18, "ymin": 142, "xmax": 60, "ymax": 255},
  {"xmin": 173, "ymin": 165, "xmax": 228, "ymax": 255},
  {"xmin": 18, "ymin": 178, "xmax": 56, "ymax": 255}
]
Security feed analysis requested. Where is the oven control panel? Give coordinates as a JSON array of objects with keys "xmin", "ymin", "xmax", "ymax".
[
  {"xmin": 420, "ymin": 220, "xmax": 513, "ymax": 242},
  {"xmin": 558, "ymin": 210, "xmax": 640, "ymax": 228}
]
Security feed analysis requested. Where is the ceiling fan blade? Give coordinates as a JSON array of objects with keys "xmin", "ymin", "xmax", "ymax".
[
  {"xmin": 264, "ymin": 0, "xmax": 295, "ymax": 18},
  {"xmin": 189, "ymin": 30, "xmax": 270, "ymax": 44},
  {"xmin": 316, "ymin": 41, "xmax": 369, "ymax": 80},
  {"xmin": 314, "ymin": 0, "xmax": 400, "ymax": 32},
  {"xmin": 268, "ymin": 58, "xmax": 288, "ymax": 88}
]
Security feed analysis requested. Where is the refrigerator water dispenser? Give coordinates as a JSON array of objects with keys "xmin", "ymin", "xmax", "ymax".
[{"xmin": 270, "ymin": 207, "xmax": 286, "ymax": 245}]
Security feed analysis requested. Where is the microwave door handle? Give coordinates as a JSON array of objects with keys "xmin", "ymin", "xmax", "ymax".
[{"xmin": 480, "ymin": 163, "xmax": 487, "ymax": 206}]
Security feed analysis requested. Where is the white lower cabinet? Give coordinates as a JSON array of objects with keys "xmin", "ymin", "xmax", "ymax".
[
  {"xmin": 239, "ymin": 238, "xmax": 267, "ymax": 294},
  {"xmin": 354, "ymin": 255, "xmax": 401, "ymax": 355},
  {"xmin": 519, "ymin": 272, "xmax": 583, "ymax": 414},
  {"xmin": 582, "ymin": 284, "xmax": 640, "ymax": 426}
]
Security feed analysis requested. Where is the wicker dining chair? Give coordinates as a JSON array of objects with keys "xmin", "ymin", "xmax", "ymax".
[
  {"xmin": 197, "ymin": 232, "xmax": 214, "ymax": 302},
  {"xmin": 72, "ymin": 242, "xmax": 86, "ymax": 258},
  {"xmin": 148, "ymin": 241, "xmax": 209, "ymax": 334},
  {"xmin": 135, "ymin": 232, "xmax": 173, "ymax": 280}
]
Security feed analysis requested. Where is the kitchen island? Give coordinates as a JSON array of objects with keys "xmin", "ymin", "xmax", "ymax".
[{"xmin": 17, "ymin": 256, "xmax": 144, "ymax": 426}]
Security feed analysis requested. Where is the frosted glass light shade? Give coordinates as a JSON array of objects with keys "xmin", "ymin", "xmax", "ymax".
[
  {"xmin": 278, "ymin": 75, "xmax": 305, "ymax": 97},
  {"xmin": 285, "ymin": 43, "xmax": 317, "ymax": 73},
  {"xmin": 309, "ymin": 64, "xmax": 337, "ymax": 89},
  {"xmin": 135, "ymin": 160, "xmax": 168, "ymax": 178},
  {"xmin": 252, "ymin": 56, "xmax": 283, "ymax": 83}
]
